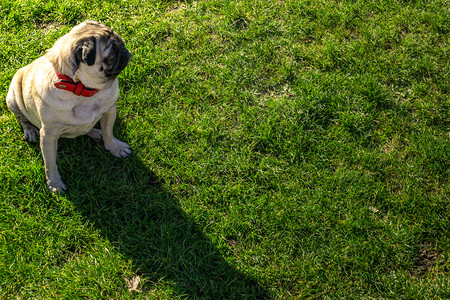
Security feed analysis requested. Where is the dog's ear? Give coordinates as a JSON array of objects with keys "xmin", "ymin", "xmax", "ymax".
[
  {"xmin": 75, "ymin": 37, "xmax": 97, "ymax": 66},
  {"xmin": 117, "ymin": 47, "xmax": 131, "ymax": 73}
]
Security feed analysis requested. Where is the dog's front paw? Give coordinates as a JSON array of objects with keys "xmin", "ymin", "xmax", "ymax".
[
  {"xmin": 105, "ymin": 138, "xmax": 132, "ymax": 158},
  {"xmin": 46, "ymin": 178, "xmax": 67, "ymax": 194}
]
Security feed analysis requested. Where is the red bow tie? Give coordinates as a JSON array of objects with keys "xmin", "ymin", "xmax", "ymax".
[{"xmin": 54, "ymin": 70, "xmax": 99, "ymax": 97}]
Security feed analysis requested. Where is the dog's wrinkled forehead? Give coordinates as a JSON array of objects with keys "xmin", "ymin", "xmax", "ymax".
[
  {"xmin": 75, "ymin": 21, "xmax": 124, "ymax": 47},
  {"xmin": 101, "ymin": 36, "xmax": 123, "ymax": 57},
  {"xmin": 105, "ymin": 42, "xmax": 115, "ymax": 54}
]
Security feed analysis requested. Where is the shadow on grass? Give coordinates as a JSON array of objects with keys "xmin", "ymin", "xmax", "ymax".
[{"xmin": 58, "ymin": 136, "xmax": 268, "ymax": 299}]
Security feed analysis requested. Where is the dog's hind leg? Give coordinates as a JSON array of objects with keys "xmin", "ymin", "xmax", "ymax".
[
  {"xmin": 6, "ymin": 72, "xmax": 40, "ymax": 142},
  {"xmin": 8, "ymin": 104, "xmax": 40, "ymax": 142},
  {"xmin": 86, "ymin": 128, "xmax": 102, "ymax": 143}
]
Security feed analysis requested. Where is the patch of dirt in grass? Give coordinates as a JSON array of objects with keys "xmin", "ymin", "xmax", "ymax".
[
  {"xmin": 168, "ymin": 2, "xmax": 186, "ymax": 14},
  {"xmin": 37, "ymin": 22, "xmax": 62, "ymax": 34},
  {"xmin": 226, "ymin": 236, "xmax": 238, "ymax": 248},
  {"xmin": 413, "ymin": 246, "xmax": 447, "ymax": 276},
  {"xmin": 56, "ymin": 244, "xmax": 84, "ymax": 267}
]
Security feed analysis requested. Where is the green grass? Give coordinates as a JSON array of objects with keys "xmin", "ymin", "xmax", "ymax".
[{"xmin": 1, "ymin": 0, "xmax": 449, "ymax": 298}]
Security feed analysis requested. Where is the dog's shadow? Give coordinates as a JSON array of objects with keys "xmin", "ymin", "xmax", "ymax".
[{"xmin": 57, "ymin": 136, "xmax": 267, "ymax": 299}]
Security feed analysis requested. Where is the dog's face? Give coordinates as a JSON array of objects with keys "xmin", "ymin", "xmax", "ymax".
[
  {"xmin": 47, "ymin": 20, "xmax": 131, "ymax": 88},
  {"xmin": 75, "ymin": 33, "xmax": 131, "ymax": 80}
]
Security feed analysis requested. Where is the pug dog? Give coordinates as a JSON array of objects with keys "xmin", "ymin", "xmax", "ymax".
[{"xmin": 6, "ymin": 20, "xmax": 131, "ymax": 193}]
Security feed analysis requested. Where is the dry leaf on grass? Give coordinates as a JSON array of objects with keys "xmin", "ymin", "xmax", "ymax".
[{"xmin": 125, "ymin": 275, "xmax": 141, "ymax": 292}]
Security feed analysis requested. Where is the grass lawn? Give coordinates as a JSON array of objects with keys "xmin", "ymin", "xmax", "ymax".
[{"xmin": 0, "ymin": 0, "xmax": 449, "ymax": 298}]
